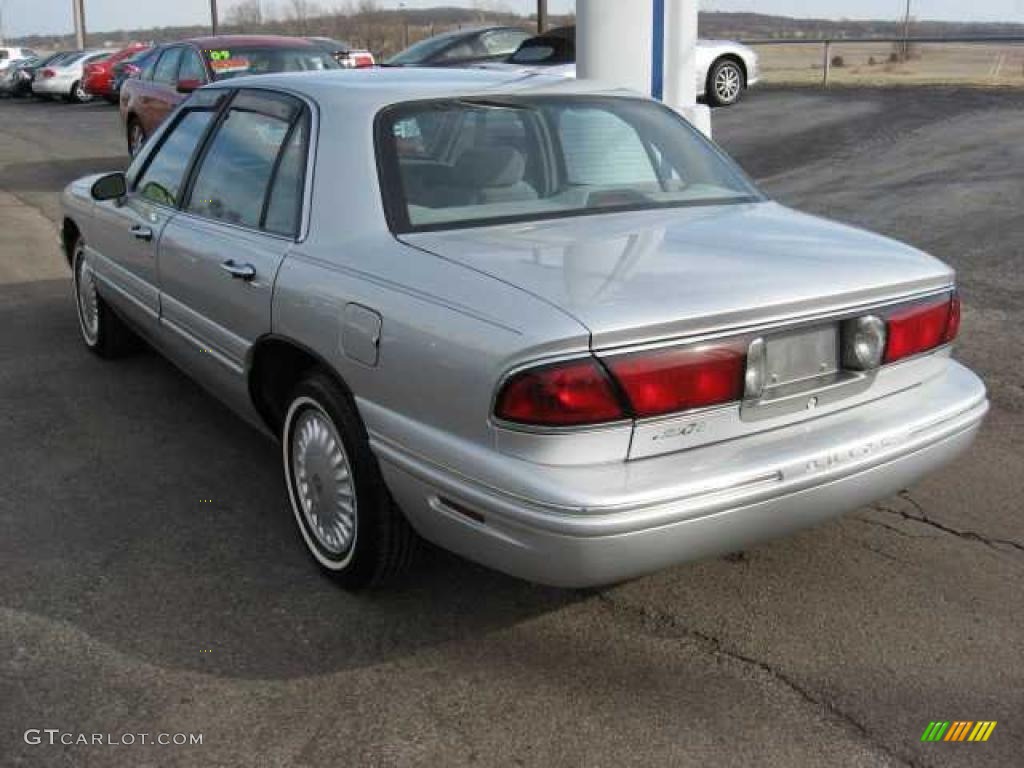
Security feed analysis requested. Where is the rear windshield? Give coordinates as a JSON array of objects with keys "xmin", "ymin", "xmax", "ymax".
[
  {"xmin": 377, "ymin": 96, "xmax": 763, "ymax": 233},
  {"xmin": 202, "ymin": 46, "xmax": 337, "ymax": 80}
]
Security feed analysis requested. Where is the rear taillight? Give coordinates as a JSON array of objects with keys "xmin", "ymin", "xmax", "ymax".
[
  {"xmin": 495, "ymin": 358, "xmax": 626, "ymax": 427},
  {"xmin": 603, "ymin": 343, "xmax": 746, "ymax": 418},
  {"xmin": 884, "ymin": 293, "xmax": 959, "ymax": 363},
  {"xmin": 352, "ymin": 52, "xmax": 375, "ymax": 68},
  {"xmin": 41, "ymin": 69, "xmax": 55, "ymax": 78}
]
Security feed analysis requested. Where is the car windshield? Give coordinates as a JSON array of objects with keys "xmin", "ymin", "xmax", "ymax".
[
  {"xmin": 385, "ymin": 32, "xmax": 467, "ymax": 65},
  {"xmin": 378, "ymin": 96, "xmax": 763, "ymax": 233},
  {"xmin": 201, "ymin": 46, "xmax": 337, "ymax": 80}
]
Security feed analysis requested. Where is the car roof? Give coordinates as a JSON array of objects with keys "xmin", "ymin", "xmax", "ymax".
[
  {"xmin": 209, "ymin": 67, "xmax": 634, "ymax": 110},
  {"xmin": 183, "ymin": 35, "xmax": 321, "ymax": 49}
]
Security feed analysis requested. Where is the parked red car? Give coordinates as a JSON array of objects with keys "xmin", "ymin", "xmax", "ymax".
[
  {"xmin": 83, "ymin": 43, "xmax": 150, "ymax": 103},
  {"xmin": 120, "ymin": 35, "xmax": 337, "ymax": 156}
]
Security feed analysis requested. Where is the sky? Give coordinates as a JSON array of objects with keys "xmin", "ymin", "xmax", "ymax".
[{"xmin": 2, "ymin": 0, "xmax": 1023, "ymax": 40}]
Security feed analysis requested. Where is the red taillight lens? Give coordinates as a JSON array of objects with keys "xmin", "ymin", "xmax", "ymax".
[
  {"xmin": 884, "ymin": 294, "xmax": 958, "ymax": 363},
  {"xmin": 944, "ymin": 293, "xmax": 961, "ymax": 344},
  {"xmin": 42, "ymin": 69, "xmax": 55, "ymax": 78},
  {"xmin": 353, "ymin": 53, "xmax": 375, "ymax": 68},
  {"xmin": 603, "ymin": 343, "xmax": 746, "ymax": 418},
  {"xmin": 495, "ymin": 358, "xmax": 625, "ymax": 427}
]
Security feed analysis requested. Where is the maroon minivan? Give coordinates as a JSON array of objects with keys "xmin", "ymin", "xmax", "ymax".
[{"xmin": 120, "ymin": 35, "xmax": 337, "ymax": 156}]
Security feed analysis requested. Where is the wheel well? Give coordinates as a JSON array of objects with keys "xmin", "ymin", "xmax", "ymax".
[
  {"xmin": 711, "ymin": 54, "xmax": 747, "ymax": 87},
  {"xmin": 61, "ymin": 218, "xmax": 81, "ymax": 267},
  {"xmin": 249, "ymin": 338, "xmax": 350, "ymax": 436}
]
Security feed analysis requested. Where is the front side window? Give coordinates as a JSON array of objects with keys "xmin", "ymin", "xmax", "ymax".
[
  {"xmin": 135, "ymin": 110, "xmax": 214, "ymax": 206},
  {"xmin": 378, "ymin": 96, "xmax": 763, "ymax": 233},
  {"xmin": 186, "ymin": 94, "xmax": 302, "ymax": 230}
]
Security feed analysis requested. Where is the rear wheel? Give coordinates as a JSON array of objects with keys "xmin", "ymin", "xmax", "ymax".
[
  {"xmin": 72, "ymin": 238, "xmax": 136, "ymax": 358},
  {"xmin": 706, "ymin": 58, "xmax": 745, "ymax": 107},
  {"xmin": 282, "ymin": 373, "xmax": 418, "ymax": 589},
  {"xmin": 69, "ymin": 81, "xmax": 93, "ymax": 104},
  {"xmin": 127, "ymin": 118, "xmax": 146, "ymax": 157}
]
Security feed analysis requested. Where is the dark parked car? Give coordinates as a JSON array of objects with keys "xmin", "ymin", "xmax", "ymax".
[
  {"xmin": 120, "ymin": 35, "xmax": 337, "ymax": 156},
  {"xmin": 504, "ymin": 25, "xmax": 575, "ymax": 66},
  {"xmin": 385, "ymin": 26, "xmax": 531, "ymax": 68}
]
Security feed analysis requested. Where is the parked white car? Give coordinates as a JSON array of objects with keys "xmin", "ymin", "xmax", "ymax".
[
  {"xmin": 31, "ymin": 49, "xmax": 110, "ymax": 102},
  {"xmin": 479, "ymin": 27, "xmax": 760, "ymax": 107}
]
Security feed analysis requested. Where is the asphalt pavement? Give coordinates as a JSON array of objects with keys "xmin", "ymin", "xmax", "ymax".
[{"xmin": 0, "ymin": 87, "xmax": 1021, "ymax": 767}]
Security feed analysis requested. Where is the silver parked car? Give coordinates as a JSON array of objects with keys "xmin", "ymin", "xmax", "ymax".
[
  {"xmin": 61, "ymin": 70, "xmax": 987, "ymax": 589},
  {"xmin": 32, "ymin": 49, "xmax": 109, "ymax": 102}
]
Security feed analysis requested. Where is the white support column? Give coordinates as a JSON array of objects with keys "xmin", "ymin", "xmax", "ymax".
[
  {"xmin": 576, "ymin": 0, "xmax": 711, "ymax": 137},
  {"xmin": 664, "ymin": 0, "xmax": 711, "ymax": 137}
]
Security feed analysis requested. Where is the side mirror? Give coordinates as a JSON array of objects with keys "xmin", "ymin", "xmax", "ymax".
[
  {"xmin": 176, "ymin": 78, "xmax": 201, "ymax": 94},
  {"xmin": 91, "ymin": 172, "xmax": 127, "ymax": 202}
]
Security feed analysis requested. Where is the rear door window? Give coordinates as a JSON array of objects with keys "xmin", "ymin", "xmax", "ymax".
[
  {"xmin": 178, "ymin": 48, "xmax": 207, "ymax": 84},
  {"xmin": 263, "ymin": 117, "xmax": 310, "ymax": 237},
  {"xmin": 185, "ymin": 91, "xmax": 304, "ymax": 231},
  {"xmin": 153, "ymin": 47, "xmax": 182, "ymax": 85}
]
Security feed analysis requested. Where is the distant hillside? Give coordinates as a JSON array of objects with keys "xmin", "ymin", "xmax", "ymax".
[
  {"xmin": 11, "ymin": 8, "xmax": 1024, "ymax": 55},
  {"xmin": 700, "ymin": 11, "xmax": 1024, "ymax": 40}
]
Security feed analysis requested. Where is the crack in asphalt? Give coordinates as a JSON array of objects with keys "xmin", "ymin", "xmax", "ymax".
[
  {"xmin": 872, "ymin": 491, "xmax": 1024, "ymax": 555},
  {"xmin": 592, "ymin": 593, "xmax": 924, "ymax": 768}
]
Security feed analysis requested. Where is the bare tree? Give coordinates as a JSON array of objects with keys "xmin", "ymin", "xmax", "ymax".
[
  {"xmin": 227, "ymin": 0, "xmax": 265, "ymax": 29},
  {"xmin": 284, "ymin": 0, "xmax": 323, "ymax": 35}
]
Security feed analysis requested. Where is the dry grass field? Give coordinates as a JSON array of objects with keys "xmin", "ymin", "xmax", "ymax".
[{"xmin": 754, "ymin": 42, "xmax": 1024, "ymax": 87}]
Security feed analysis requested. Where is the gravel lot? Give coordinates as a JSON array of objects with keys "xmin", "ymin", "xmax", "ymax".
[{"xmin": 1, "ymin": 86, "xmax": 1021, "ymax": 768}]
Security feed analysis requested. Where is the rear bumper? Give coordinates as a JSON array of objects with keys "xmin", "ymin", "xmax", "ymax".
[{"xmin": 375, "ymin": 361, "xmax": 987, "ymax": 587}]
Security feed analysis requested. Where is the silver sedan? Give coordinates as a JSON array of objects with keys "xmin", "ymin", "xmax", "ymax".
[{"xmin": 61, "ymin": 69, "xmax": 987, "ymax": 588}]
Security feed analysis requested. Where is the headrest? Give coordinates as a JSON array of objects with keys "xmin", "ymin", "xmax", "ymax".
[{"xmin": 454, "ymin": 146, "xmax": 526, "ymax": 188}]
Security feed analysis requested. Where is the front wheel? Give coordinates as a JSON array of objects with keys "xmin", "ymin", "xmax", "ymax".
[
  {"xmin": 706, "ymin": 58, "xmax": 745, "ymax": 107},
  {"xmin": 282, "ymin": 373, "xmax": 418, "ymax": 589},
  {"xmin": 72, "ymin": 239, "xmax": 136, "ymax": 358}
]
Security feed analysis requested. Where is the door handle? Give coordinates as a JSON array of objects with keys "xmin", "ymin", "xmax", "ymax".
[
  {"xmin": 130, "ymin": 224, "xmax": 153, "ymax": 241},
  {"xmin": 220, "ymin": 260, "xmax": 256, "ymax": 281}
]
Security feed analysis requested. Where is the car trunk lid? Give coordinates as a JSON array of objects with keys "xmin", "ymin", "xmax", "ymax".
[{"xmin": 400, "ymin": 201, "xmax": 954, "ymax": 350}]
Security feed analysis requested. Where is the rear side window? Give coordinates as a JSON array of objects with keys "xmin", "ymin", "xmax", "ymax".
[
  {"xmin": 185, "ymin": 92, "xmax": 304, "ymax": 232},
  {"xmin": 135, "ymin": 110, "xmax": 214, "ymax": 206},
  {"xmin": 178, "ymin": 48, "xmax": 207, "ymax": 84},
  {"xmin": 153, "ymin": 48, "xmax": 182, "ymax": 84}
]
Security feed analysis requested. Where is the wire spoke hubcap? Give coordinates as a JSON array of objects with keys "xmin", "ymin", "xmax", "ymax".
[
  {"xmin": 291, "ymin": 407, "xmax": 356, "ymax": 556},
  {"xmin": 75, "ymin": 253, "xmax": 100, "ymax": 344}
]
